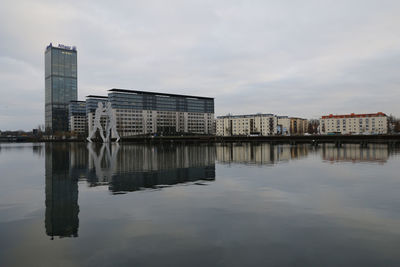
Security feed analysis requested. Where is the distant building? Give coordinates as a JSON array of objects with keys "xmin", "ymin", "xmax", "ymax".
[
  {"xmin": 68, "ymin": 101, "xmax": 87, "ymax": 135},
  {"xmin": 290, "ymin": 117, "xmax": 308, "ymax": 135},
  {"xmin": 277, "ymin": 116, "xmax": 290, "ymax": 135},
  {"xmin": 319, "ymin": 112, "xmax": 387, "ymax": 134},
  {"xmin": 45, "ymin": 43, "xmax": 77, "ymax": 134},
  {"xmin": 216, "ymin": 114, "xmax": 277, "ymax": 136}
]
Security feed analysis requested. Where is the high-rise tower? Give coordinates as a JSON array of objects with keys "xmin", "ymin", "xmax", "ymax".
[{"xmin": 45, "ymin": 43, "xmax": 77, "ymax": 133}]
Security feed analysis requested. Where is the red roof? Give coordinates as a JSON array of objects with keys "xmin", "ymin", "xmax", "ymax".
[{"xmin": 321, "ymin": 112, "xmax": 386, "ymax": 119}]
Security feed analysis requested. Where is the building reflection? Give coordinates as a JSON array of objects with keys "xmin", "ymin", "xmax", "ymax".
[
  {"xmin": 216, "ymin": 143, "xmax": 309, "ymax": 165},
  {"xmin": 43, "ymin": 142, "xmax": 392, "ymax": 238},
  {"xmin": 45, "ymin": 143, "xmax": 79, "ymax": 239},
  {"xmin": 321, "ymin": 144, "xmax": 389, "ymax": 164},
  {"xmin": 45, "ymin": 143, "xmax": 215, "ymax": 239},
  {"xmin": 86, "ymin": 143, "xmax": 216, "ymax": 193}
]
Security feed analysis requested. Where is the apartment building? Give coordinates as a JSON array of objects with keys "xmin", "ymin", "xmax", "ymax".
[
  {"xmin": 216, "ymin": 114, "xmax": 277, "ymax": 136},
  {"xmin": 277, "ymin": 116, "xmax": 290, "ymax": 135},
  {"xmin": 319, "ymin": 112, "xmax": 387, "ymax": 134},
  {"xmin": 290, "ymin": 117, "xmax": 308, "ymax": 135}
]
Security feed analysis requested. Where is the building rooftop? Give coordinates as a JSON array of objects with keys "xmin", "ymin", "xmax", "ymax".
[
  {"xmin": 217, "ymin": 113, "xmax": 275, "ymax": 119},
  {"xmin": 321, "ymin": 112, "xmax": 386, "ymax": 119},
  {"xmin": 46, "ymin": 43, "xmax": 77, "ymax": 51},
  {"xmin": 86, "ymin": 95, "xmax": 108, "ymax": 99},
  {"xmin": 108, "ymin": 88, "xmax": 214, "ymax": 100}
]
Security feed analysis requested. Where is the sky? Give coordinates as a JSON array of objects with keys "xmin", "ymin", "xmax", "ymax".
[{"xmin": 1, "ymin": 0, "xmax": 400, "ymax": 130}]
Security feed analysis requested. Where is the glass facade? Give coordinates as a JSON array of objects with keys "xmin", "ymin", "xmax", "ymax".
[
  {"xmin": 45, "ymin": 44, "xmax": 77, "ymax": 133},
  {"xmin": 108, "ymin": 89, "xmax": 214, "ymax": 113},
  {"xmin": 105, "ymin": 89, "xmax": 215, "ymax": 136},
  {"xmin": 86, "ymin": 96, "xmax": 108, "ymax": 114},
  {"xmin": 68, "ymin": 101, "xmax": 86, "ymax": 117}
]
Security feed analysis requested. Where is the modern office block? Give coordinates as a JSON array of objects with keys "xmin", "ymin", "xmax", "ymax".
[
  {"xmin": 107, "ymin": 89, "xmax": 215, "ymax": 137},
  {"xmin": 45, "ymin": 43, "xmax": 77, "ymax": 133},
  {"xmin": 319, "ymin": 112, "xmax": 387, "ymax": 134}
]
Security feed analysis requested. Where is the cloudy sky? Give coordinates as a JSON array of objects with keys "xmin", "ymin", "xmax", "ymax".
[{"xmin": 1, "ymin": 0, "xmax": 399, "ymax": 130}]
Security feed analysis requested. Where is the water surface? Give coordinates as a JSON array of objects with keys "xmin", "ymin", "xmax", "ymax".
[{"xmin": 0, "ymin": 142, "xmax": 399, "ymax": 266}]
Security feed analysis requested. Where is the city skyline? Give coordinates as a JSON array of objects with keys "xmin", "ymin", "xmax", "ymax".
[{"xmin": 1, "ymin": 0, "xmax": 400, "ymax": 130}]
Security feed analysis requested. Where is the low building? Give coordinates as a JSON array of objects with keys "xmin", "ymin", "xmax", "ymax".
[
  {"xmin": 68, "ymin": 101, "xmax": 87, "ymax": 135},
  {"xmin": 319, "ymin": 112, "xmax": 387, "ymax": 135},
  {"xmin": 216, "ymin": 114, "xmax": 277, "ymax": 136}
]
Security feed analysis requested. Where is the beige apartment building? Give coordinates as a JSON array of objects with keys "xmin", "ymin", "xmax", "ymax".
[
  {"xmin": 216, "ymin": 114, "xmax": 277, "ymax": 136},
  {"xmin": 319, "ymin": 112, "xmax": 387, "ymax": 135},
  {"xmin": 277, "ymin": 116, "xmax": 291, "ymax": 135},
  {"xmin": 290, "ymin": 117, "xmax": 308, "ymax": 135}
]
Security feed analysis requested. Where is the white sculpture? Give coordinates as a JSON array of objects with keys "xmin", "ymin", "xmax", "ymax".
[
  {"xmin": 105, "ymin": 102, "xmax": 120, "ymax": 143},
  {"xmin": 87, "ymin": 102, "xmax": 106, "ymax": 143},
  {"xmin": 87, "ymin": 101, "xmax": 120, "ymax": 143}
]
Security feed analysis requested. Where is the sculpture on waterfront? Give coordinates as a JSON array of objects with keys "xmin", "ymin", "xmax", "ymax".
[
  {"xmin": 87, "ymin": 102, "xmax": 106, "ymax": 143},
  {"xmin": 87, "ymin": 102, "xmax": 120, "ymax": 143},
  {"xmin": 105, "ymin": 102, "xmax": 120, "ymax": 143}
]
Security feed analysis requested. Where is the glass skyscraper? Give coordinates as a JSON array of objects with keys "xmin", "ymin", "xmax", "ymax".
[{"xmin": 45, "ymin": 43, "xmax": 77, "ymax": 133}]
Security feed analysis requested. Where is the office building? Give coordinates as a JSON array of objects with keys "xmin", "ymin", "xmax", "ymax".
[
  {"xmin": 216, "ymin": 114, "xmax": 277, "ymax": 136},
  {"xmin": 319, "ymin": 112, "xmax": 387, "ymax": 134},
  {"xmin": 106, "ymin": 89, "xmax": 214, "ymax": 137},
  {"xmin": 68, "ymin": 101, "xmax": 87, "ymax": 135},
  {"xmin": 45, "ymin": 43, "xmax": 77, "ymax": 133}
]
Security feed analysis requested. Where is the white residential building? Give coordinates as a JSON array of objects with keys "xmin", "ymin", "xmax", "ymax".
[
  {"xmin": 319, "ymin": 112, "xmax": 387, "ymax": 135},
  {"xmin": 216, "ymin": 114, "xmax": 277, "ymax": 136}
]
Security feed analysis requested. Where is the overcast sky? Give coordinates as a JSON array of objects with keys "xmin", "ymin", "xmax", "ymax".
[{"xmin": 1, "ymin": 0, "xmax": 400, "ymax": 130}]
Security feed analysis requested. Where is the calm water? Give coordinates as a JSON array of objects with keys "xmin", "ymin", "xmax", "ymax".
[{"xmin": 1, "ymin": 142, "xmax": 400, "ymax": 266}]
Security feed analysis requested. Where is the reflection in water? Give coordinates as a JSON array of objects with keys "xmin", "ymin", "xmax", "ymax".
[
  {"xmin": 216, "ymin": 143, "xmax": 309, "ymax": 165},
  {"xmin": 216, "ymin": 143, "xmax": 392, "ymax": 165},
  {"xmin": 43, "ymin": 142, "xmax": 392, "ymax": 240},
  {"xmin": 321, "ymin": 144, "xmax": 389, "ymax": 164},
  {"xmin": 45, "ymin": 143, "xmax": 79, "ymax": 239},
  {"xmin": 86, "ymin": 143, "xmax": 216, "ymax": 193},
  {"xmin": 44, "ymin": 143, "xmax": 216, "ymax": 238}
]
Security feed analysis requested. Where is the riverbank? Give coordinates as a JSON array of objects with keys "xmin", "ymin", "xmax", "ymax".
[{"xmin": 2, "ymin": 134, "xmax": 400, "ymax": 146}]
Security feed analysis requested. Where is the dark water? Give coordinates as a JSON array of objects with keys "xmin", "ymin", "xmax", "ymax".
[{"xmin": 0, "ymin": 142, "xmax": 400, "ymax": 266}]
